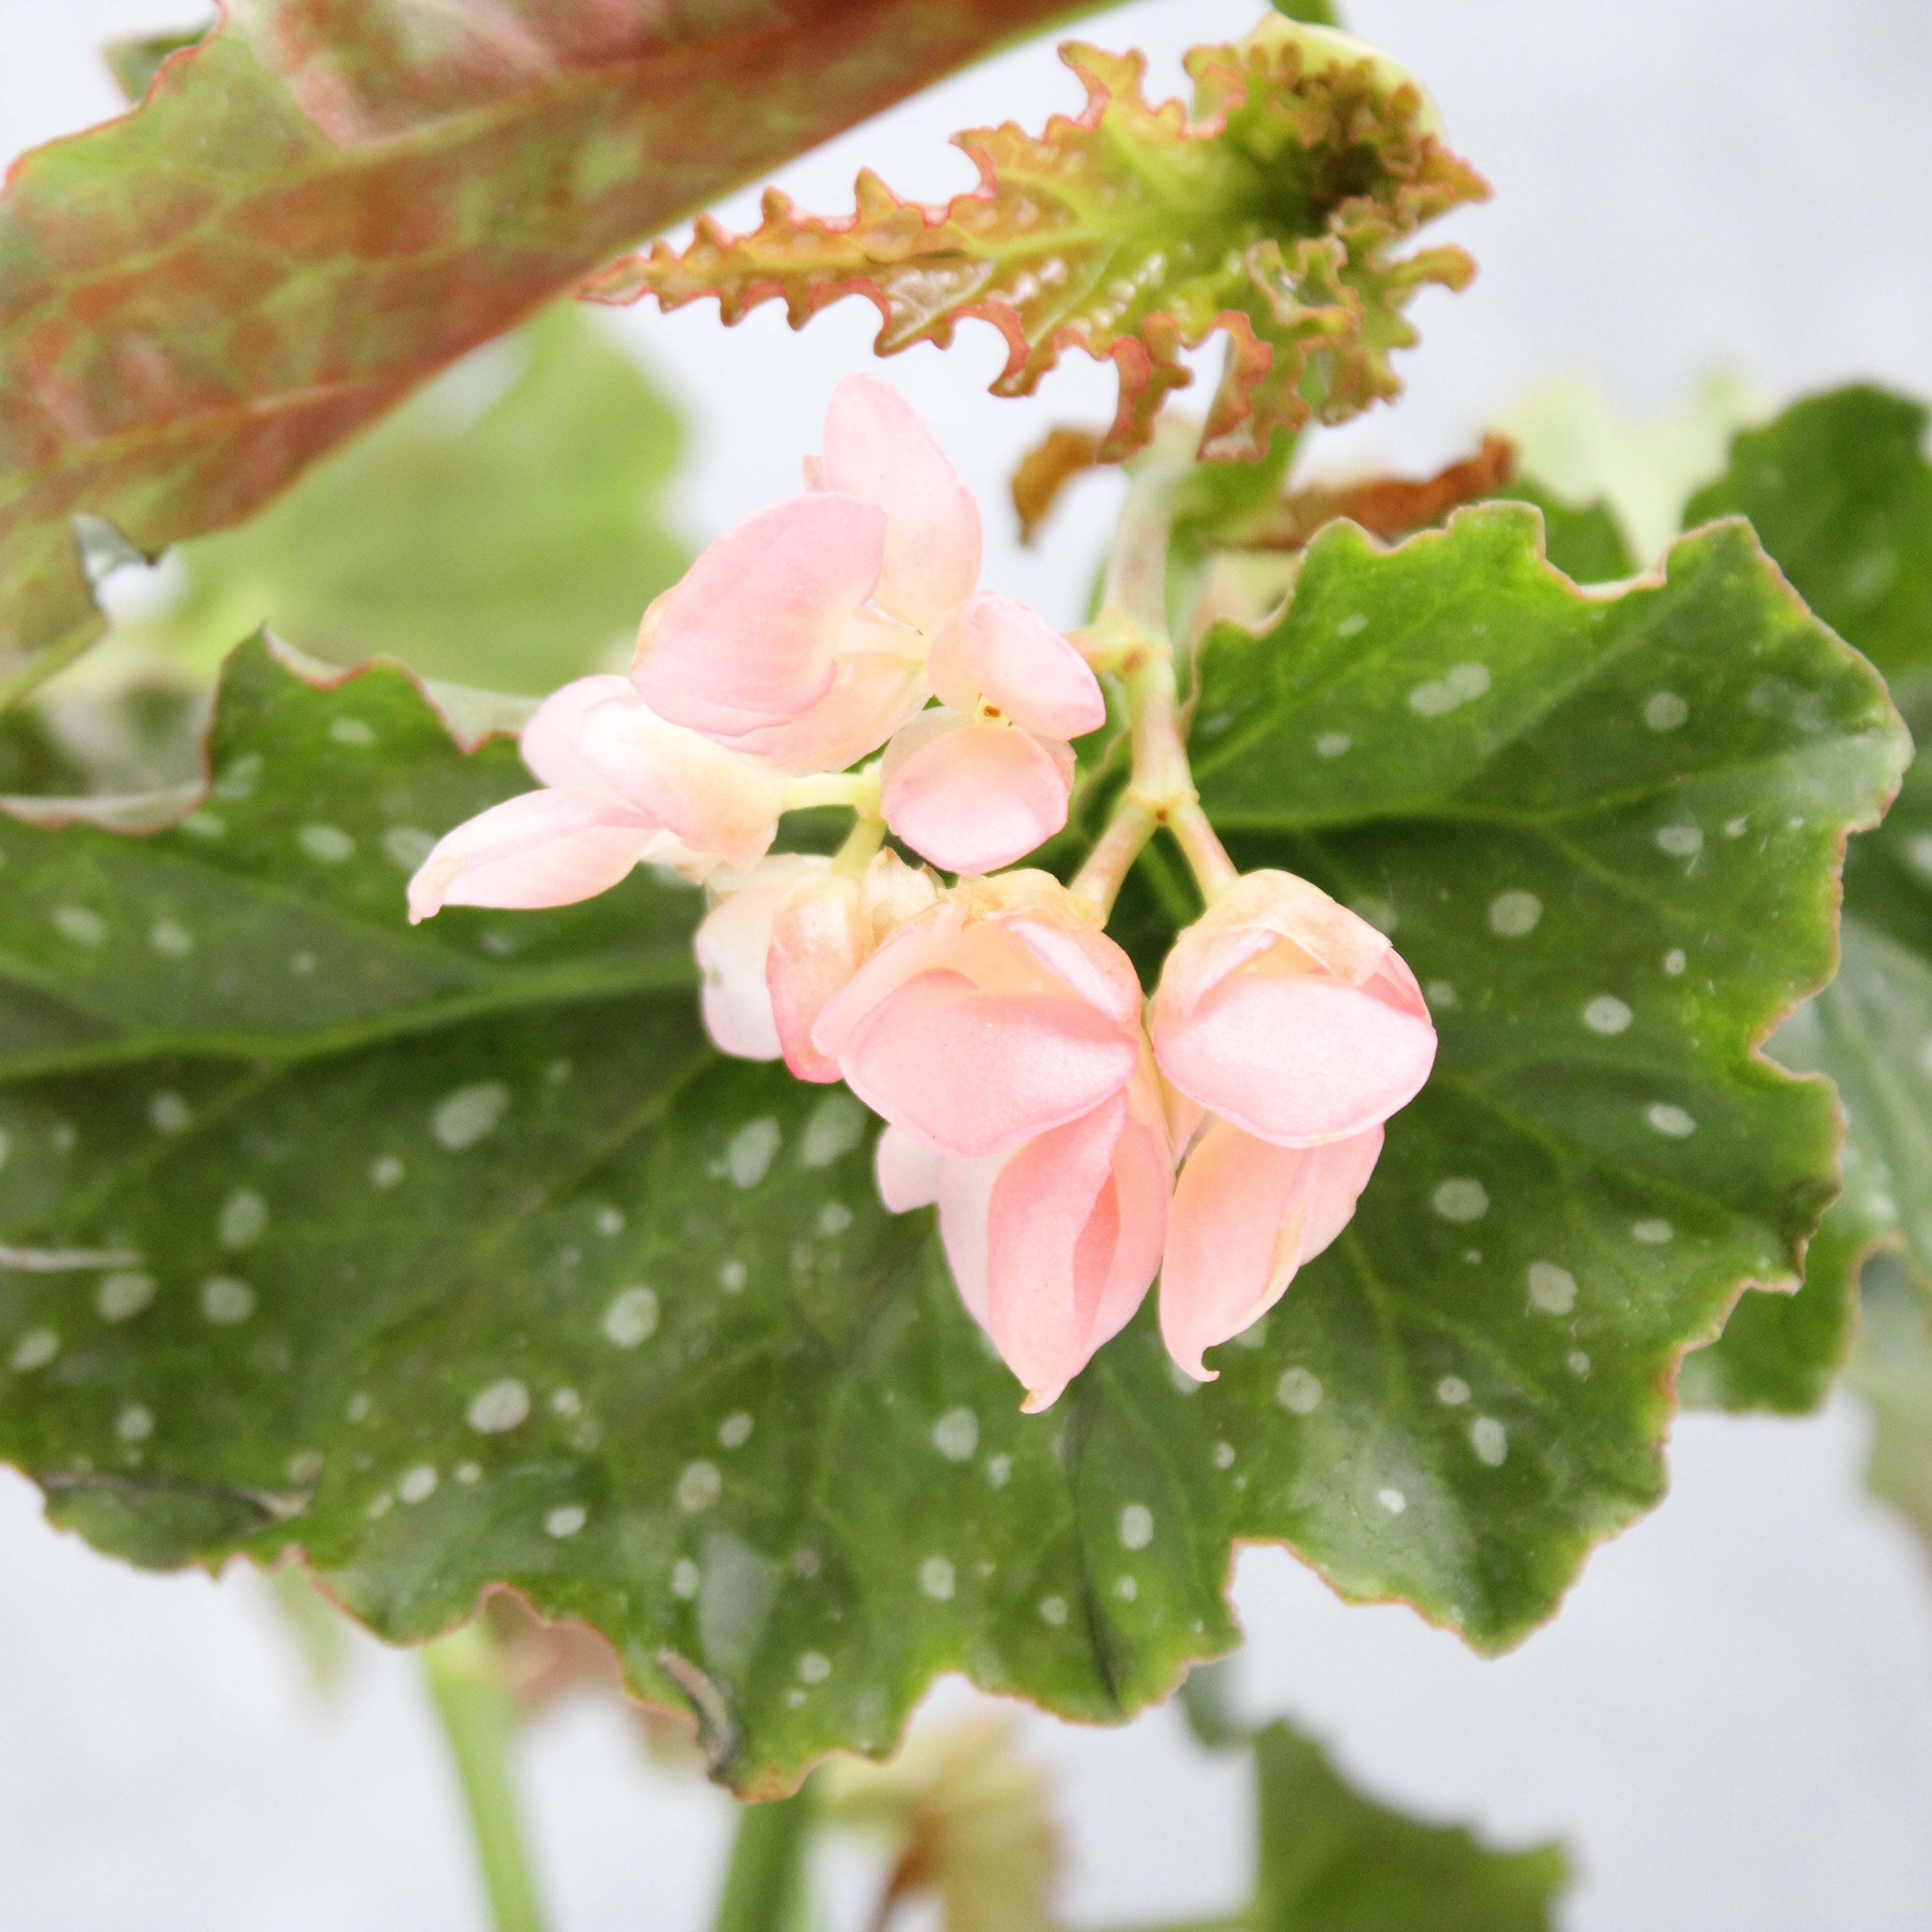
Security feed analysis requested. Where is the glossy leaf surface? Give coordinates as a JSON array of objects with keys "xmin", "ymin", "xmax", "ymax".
[
  {"xmin": 0, "ymin": 0, "xmax": 1095, "ymax": 684},
  {"xmin": 0, "ymin": 501, "xmax": 1897, "ymax": 1794},
  {"xmin": 586, "ymin": 21, "xmax": 1485, "ymax": 462}
]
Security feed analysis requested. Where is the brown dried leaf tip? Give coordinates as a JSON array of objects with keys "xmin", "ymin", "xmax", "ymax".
[{"xmin": 584, "ymin": 18, "xmax": 1488, "ymax": 464}]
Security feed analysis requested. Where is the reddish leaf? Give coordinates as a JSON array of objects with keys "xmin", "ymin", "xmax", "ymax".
[
  {"xmin": 586, "ymin": 18, "xmax": 1486, "ymax": 466},
  {"xmin": 0, "ymin": 0, "xmax": 1095, "ymax": 686}
]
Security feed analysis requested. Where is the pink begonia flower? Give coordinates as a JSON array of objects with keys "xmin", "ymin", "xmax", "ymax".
[
  {"xmin": 632, "ymin": 376, "xmax": 1102, "ymax": 872},
  {"xmin": 633, "ymin": 376, "xmax": 979, "ymax": 772},
  {"xmin": 876, "ymin": 1057, "xmax": 1171, "ymax": 1413},
  {"xmin": 1159, "ymin": 1116, "xmax": 1384, "ymax": 1379},
  {"xmin": 406, "ymin": 675, "xmax": 778, "ymax": 921},
  {"xmin": 1150, "ymin": 869, "xmax": 1437, "ymax": 1148},
  {"xmin": 879, "ymin": 593, "xmax": 1104, "ymax": 874},
  {"xmin": 811, "ymin": 872, "xmax": 1146, "ymax": 1160}
]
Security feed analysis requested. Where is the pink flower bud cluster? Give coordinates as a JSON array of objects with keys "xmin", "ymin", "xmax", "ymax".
[
  {"xmin": 720, "ymin": 864, "xmax": 1434, "ymax": 1409},
  {"xmin": 408, "ymin": 378, "xmax": 1437, "ymax": 1409}
]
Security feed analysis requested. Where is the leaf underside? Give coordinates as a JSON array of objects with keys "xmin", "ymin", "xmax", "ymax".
[
  {"xmin": 583, "ymin": 31, "xmax": 1486, "ymax": 463},
  {"xmin": 0, "ymin": 0, "xmax": 1094, "ymax": 683},
  {"xmin": 0, "ymin": 507, "xmax": 1896, "ymax": 1795}
]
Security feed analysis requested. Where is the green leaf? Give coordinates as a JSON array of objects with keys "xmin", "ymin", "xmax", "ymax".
[
  {"xmin": 1179, "ymin": 504, "xmax": 1901, "ymax": 1634},
  {"xmin": 1252, "ymin": 1720, "xmax": 1566, "ymax": 1932},
  {"xmin": 1684, "ymin": 387, "xmax": 1932, "ymax": 686},
  {"xmin": 1274, "ymin": 1, "xmax": 1345, "ymax": 24},
  {"xmin": 116, "ymin": 305, "xmax": 688, "ymax": 695},
  {"xmin": 0, "ymin": 0, "xmax": 1098, "ymax": 689},
  {"xmin": 1682, "ymin": 386, "xmax": 1932, "ymax": 1409},
  {"xmin": 586, "ymin": 21, "xmax": 1485, "ymax": 463},
  {"xmin": 1492, "ymin": 477, "xmax": 1635, "ymax": 586},
  {"xmin": 101, "ymin": 27, "xmax": 207, "ymax": 104},
  {"xmin": 0, "ymin": 505, "xmax": 1896, "ymax": 1794}
]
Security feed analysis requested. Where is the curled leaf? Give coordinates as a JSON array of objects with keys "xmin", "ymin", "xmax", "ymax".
[{"xmin": 585, "ymin": 20, "xmax": 1488, "ymax": 463}]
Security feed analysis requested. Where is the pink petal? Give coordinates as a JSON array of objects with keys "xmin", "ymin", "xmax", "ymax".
[
  {"xmin": 519, "ymin": 675, "xmax": 633, "ymax": 792},
  {"xmin": 575, "ymin": 693, "xmax": 787, "ymax": 871},
  {"xmin": 876, "ymin": 1124, "xmax": 944, "ymax": 1212},
  {"xmin": 881, "ymin": 717, "xmax": 1072, "ymax": 874},
  {"xmin": 1154, "ymin": 966, "xmax": 1436, "ymax": 1147},
  {"xmin": 832, "ymin": 968, "xmax": 1140, "ymax": 1158},
  {"xmin": 1007, "ymin": 918, "xmax": 1145, "ymax": 1029},
  {"xmin": 819, "ymin": 375, "xmax": 981, "ymax": 631},
  {"xmin": 724, "ymin": 619, "xmax": 927, "ymax": 773},
  {"xmin": 767, "ymin": 870, "xmax": 867, "ymax": 1081},
  {"xmin": 407, "ymin": 788, "xmax": 665, "ymax": 922},
  {"xmin": 936, "ymin": 1149, "xmax": 1005, "ymax": 1329},
  {"xmin": 926, "ymin": 593, "xmax": 1105, "ymax": 740},
  {"xmin": 983, "ymin": 1095, "xmax": 1124, "ymax": 1410},
  {"xmin": 692, "ymin": 855, "xmax": 830, "ymax": 1060},
  {"xmin": 1159, "ymin": 1121, "xmax": 1383, "ymax": 1380},
  {"xmin": 633, "ymin": 493, "xmax": 885, "ymax": 736}
]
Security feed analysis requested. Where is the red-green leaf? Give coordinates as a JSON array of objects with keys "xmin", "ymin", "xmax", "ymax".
[
  {"xmin": 585, "ymin": 18, "xmax": 1486, "ymax": 464},
  {"xmin": 0, "ymin": 0, "xmax": 1095, "ymax": 688}
]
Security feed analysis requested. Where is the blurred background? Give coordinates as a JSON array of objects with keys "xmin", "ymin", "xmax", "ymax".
[{"xmin": 3, "ymin": 1, "xmax": 1932, "ymax": 1925}]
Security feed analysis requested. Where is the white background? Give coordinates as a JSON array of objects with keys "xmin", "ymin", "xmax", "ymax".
[{"xmin": 3, "ymin": 4, "xmax": 1932, "ymax": 1928}]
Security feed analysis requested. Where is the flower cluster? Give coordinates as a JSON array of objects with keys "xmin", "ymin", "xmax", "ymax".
[{"xmin": 410, "ymin": 382, "xmax": 1436, "ymax": 1409}]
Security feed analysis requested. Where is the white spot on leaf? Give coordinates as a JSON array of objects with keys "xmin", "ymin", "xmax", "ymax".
[
  {"xmin": 468, "ymin": 1378, "xmax": 530, "ymax": 1433},
  {"xmin": 1432, "ymin": 1178, "xmax": 1488, "ymax": 1222},
  {"xmin": 1119, "ymin": 1504, "xmax": 1154, "ymax": 1550},
  {"xmin": 1584, "ymin": 996, "xmax": 1632, "ymax": 1035},
  {"xmin": 1644, "ymin": 691, "xmax": 1689, "ymax": 731},
  {"xmin": 602, "ymin": 1287, "xmax": 659, "ymax": 1349},
  {"xmin": 370, "ymin": 1156, "xmax": 404, "ymax": 1189},
  {"xmin": 1276, "ymin": 1367, "xmax": 1323, "ymax": 1414},
  {"xmin": 798, "ymin": 1651, "xmax": 831, "ymax": 1683},
  {"xmin": 801, "ymin": 1093, "xmax": 867, "ymax": 1167},
  {"xmin": 298, "ymin": 825, "xmax": 355, "ymax": 863},
  {"xmin": 1657, "ymin": 824, "xmax": 1703, "ymax": 858},
  {"xmin": 149, "ymin": 1092, "xmax": 192, "ymax": 1135},
  {"xmin": 726, "ymin": 1118, "xmax": 782, "ymax": 1188},
  {"xmin": 1632, "ymin": 1219, "xmax": 1674, "ymax": 1244},
  {"xmin": 149, "ymin": 919, "xmax": 193, "ymax": 958},
  {"xmin": 329, "ymin": 718, "xmax": 376, "ymax": 747},
  {"xmin": 11, "ymin": 1328, "xmax": 58, "ymax": 1371},
  {"xmin": 117, "ymin": 1406, "xmax": 154, "ymax": 1444},
  {"xmin": 399, "ymin": 1465, "xmax": 438, "ymax": 1504},
  {"xmin": 919, "ymin": 1557, "xmax": 956, "ymax": 1601},
  {"xmin": 932, "ymin": 1408, "xmax": 979, "ymax": 1462},
  {"xmin": 545, "ymin": 1505, "xmax": 587, "ymax": 1539},
  {"xmin": 200, "ymin": 1277, "xmax": 255, "ymax": 1324},
  {"xmin": 677, "ymin": 1461, "xmax": 721, "ymax": 1512},
  {"xmin": 433, "ymin": 1082, "xmax": 509, "ymax": 1151},
  {"xmin": 54, "ymin": 907, "xmax": 106, "ymax": 947},
  {"xmin": 1663, "ymin": 949, "xmax": 1688, "ymax": 977},
  {"xmin": 98, "ymin": 1272, "xmax": 155, "ymax": 1321},
  {"xmin": 1647, "ymin": 1103, "xmax": 1697, "ymax": 1138},
  {"xmin": 1316, "ymin": 732, "xmax": 1352, "ymax": 758},
  {"xmin": 718, "ymin": 1411, "xmax": 754, "ymax": 1449},
  {"xmin": 1039, "ymin": 1596, "xmax": 1068, "ymax": 1626},
  {"xmin": 672, "ymin": 1560, "xmax": 701, "ymax": 1599},
  {"xmin": 1377, "ymin": 1487, "xmax": 1406, "ymax": 1514},
  {"xmin": 1471, "ymin": 1417, "xmax": 1508, "ymax": 1465},
  {"xmin": 1528, "ymin": 1262, "xmax": 1578, "ymax": 1315},
  {"xmin": 1409, "ymin": 662, "xmax": 1491, "ymax": 716},
  {"xmin": 1436, "ymin": 1376, "xmax": 1470, "ymax": 1406},
  {"xmin": 218, "ymin": 1190, "xmax": 268, "ymax": 1250},
  {"xmin": 1489, "ymin": 891, "xmax": 1542, "ymax": 937}
]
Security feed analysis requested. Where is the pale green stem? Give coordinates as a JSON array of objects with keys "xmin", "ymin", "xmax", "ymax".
[
  {"xmin": 712, "ymin": 1777, "xmax": 819, "ymax": 1932},
  {"xmin": 421, "ymin": 1627, "xmax": 549, "ymax": 1932},
  {"xmin": 1071, "ymin": 425, "xmax": 1238, "ymax": 921},
  {"xmin": 784, "ymin": 766, "xmax": 880, "ymax": 815},
  {"xmin": 833, "ymin": 810, "xmax": 887, "ymax": 876}
]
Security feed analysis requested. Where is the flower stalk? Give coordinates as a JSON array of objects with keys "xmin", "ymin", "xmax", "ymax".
[{"xmin": 1071, "ymin": 421, "xmax": 1237, "ymax": 921}]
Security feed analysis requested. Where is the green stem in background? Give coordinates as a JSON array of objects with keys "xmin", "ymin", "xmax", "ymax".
[
  {"xmin": 421, "ymin": 1626, "xmax": 550, "ymax": 1932},
  {"xmin": 1274, "ymin": 0, "xmax": 1345, "ymax": 25},
  {"xmin": 712, "ymin": 1776, "xmax": 820, "ymax": 1932}
]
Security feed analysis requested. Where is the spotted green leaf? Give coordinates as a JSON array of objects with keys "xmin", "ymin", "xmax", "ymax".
[
  {"xmin": 0, "ymin": 502, "xmax": 1897, "ymax": 1796},
  {"xmin": 1177, "ymin": 504, "xmax": 1901, "ymax": 1627},
  {"xmin": 1681, "ymin": 386, "xmax": 1932, "ymax": 1408},
  {"xmin": 0, "ymin": 0, "xmax": 1095, "ymax": 688}
]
